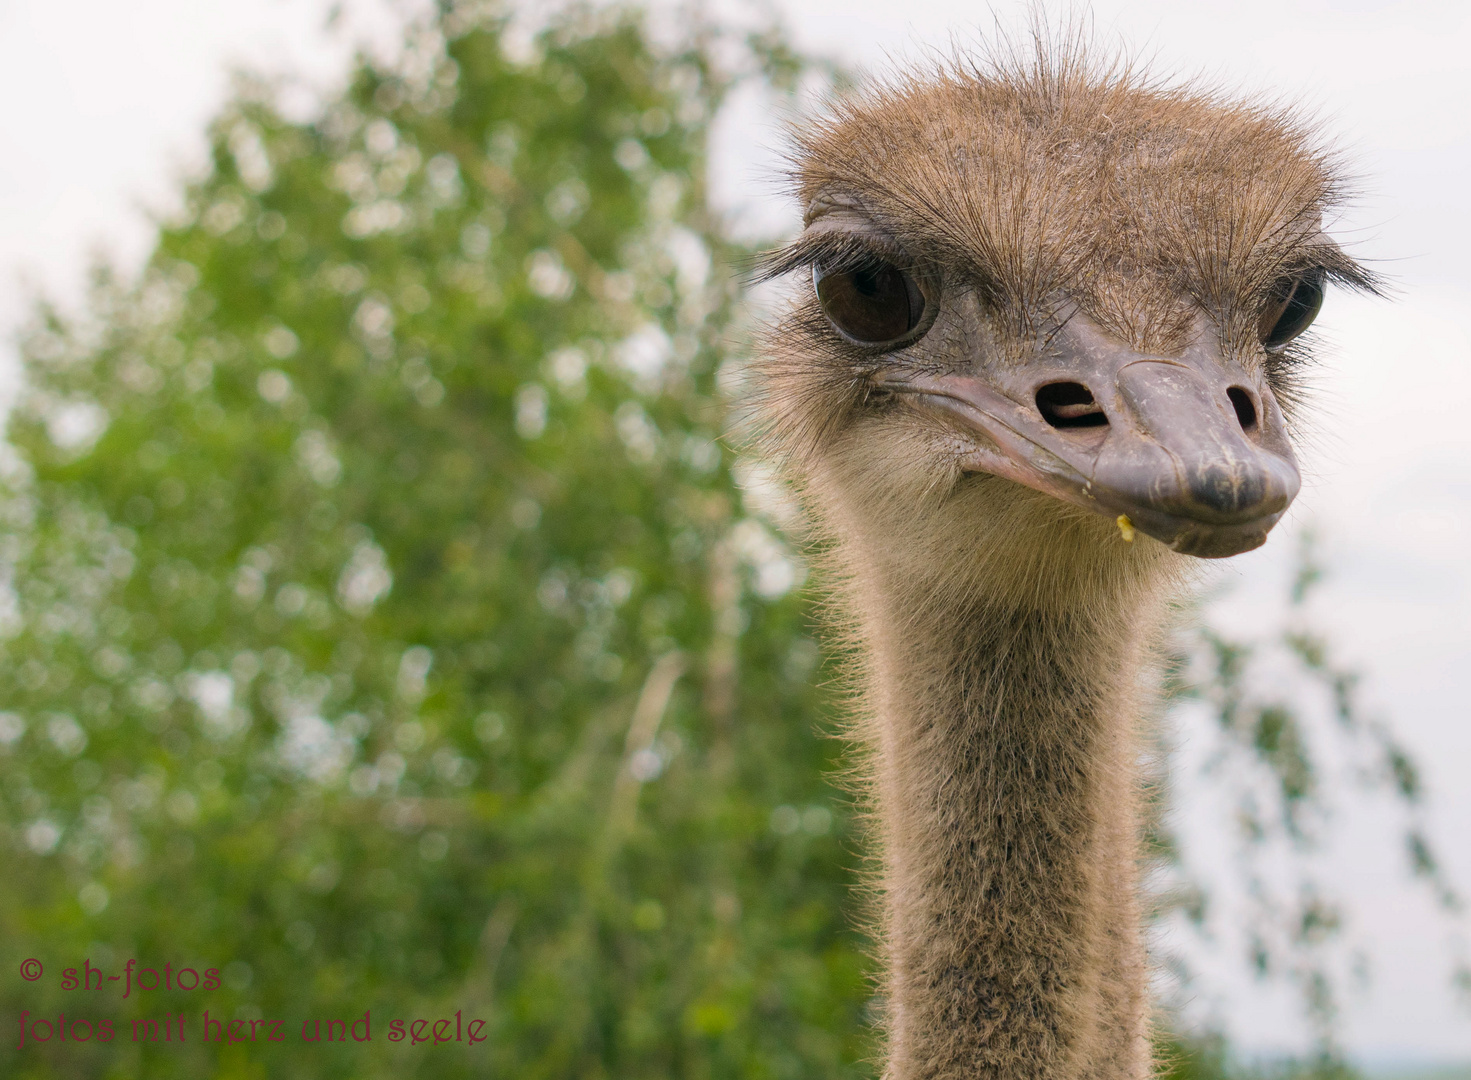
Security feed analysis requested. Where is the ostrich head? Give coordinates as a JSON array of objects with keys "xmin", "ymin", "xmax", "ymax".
[{"xmin": 753, "ymin": 46, "xmax": 1376, "ymax": 605}]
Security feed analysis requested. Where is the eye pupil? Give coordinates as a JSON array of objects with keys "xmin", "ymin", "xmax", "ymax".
[
  {"xmin": 1260, "ymin": 271, "xmax": 1325, "ymax": 350},
  {"xmin": 813, "ymin": 259, "xmax": 925, "ymax": 345}
]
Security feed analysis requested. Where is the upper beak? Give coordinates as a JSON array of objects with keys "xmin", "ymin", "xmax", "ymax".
[{"xmin": 882, "ymin": 315, "xmax": 1301, "ymax": 558}]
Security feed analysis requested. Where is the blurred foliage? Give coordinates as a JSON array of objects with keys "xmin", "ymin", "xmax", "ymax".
[
  {"xmin": 0, "ymin": 6, "xmax": 863, "ymax": 1077},
  {"xmin": 0, "ymin": 3, "xmax": 1458, "ymax": 1078},
  {"xmin": 1150, "ymin": 531, "xmax": 1466, "ymax": 1054},
  {"xmin": 1158, "ymin": 1032, "xmax": 1362, "ymax": 1080}
]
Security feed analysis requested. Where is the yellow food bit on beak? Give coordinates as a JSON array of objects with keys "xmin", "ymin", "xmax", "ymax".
[{"xmin": 1116, "ymin": 515, "xmax": 1136, "ymax": 543}]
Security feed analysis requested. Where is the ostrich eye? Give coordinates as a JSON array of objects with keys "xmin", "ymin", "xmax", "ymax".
[
  {"xmin": 813, "ymin": 259, "xmax": 926, "ymax": 345},
  {"xmin": 1259, "ymin": 271, "xmax": 1324, "ymax": 351}
]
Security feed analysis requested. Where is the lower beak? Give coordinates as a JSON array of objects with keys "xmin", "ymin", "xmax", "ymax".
[{"xmin": 882, "ymin": 318, "xmax": 1301, "ymax": 559}]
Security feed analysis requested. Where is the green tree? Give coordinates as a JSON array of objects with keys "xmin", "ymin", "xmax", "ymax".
[{"xmin": 1, "ymin": 7, "xmax": 866, "ymax": 1077}]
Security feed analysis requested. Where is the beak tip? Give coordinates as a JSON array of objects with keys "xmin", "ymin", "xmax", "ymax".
[{"xmin": 1163, "ymin": 516, "xmax": 1279, "ymax": 559}]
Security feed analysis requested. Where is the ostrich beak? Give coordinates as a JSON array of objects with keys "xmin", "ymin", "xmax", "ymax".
[{"xmin": 881, "ymin": 315, "xmax": 1301, "ymax": 558}]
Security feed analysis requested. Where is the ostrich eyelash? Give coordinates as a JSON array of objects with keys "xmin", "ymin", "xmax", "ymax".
[
  {"xmin": 751, "ymin": 231, "xmax": 916, "ymax": 284},
  {"xmin": 1269, "ymin": 243, "xmax": 1383, "ymax": 298}
]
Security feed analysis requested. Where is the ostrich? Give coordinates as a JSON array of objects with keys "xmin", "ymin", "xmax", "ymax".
[{"xmin": 748, "ymin": 37, "xmax": 1375, "ymax": 1080}]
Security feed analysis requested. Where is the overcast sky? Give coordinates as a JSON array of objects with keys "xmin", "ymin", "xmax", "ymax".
[{"xmin": 0, "ymin": 0, "xmax": 1466, "ymax": 1063}]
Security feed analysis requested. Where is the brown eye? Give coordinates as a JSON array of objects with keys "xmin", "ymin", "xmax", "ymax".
[
  {"xmin": 1259, "ymin": 271, "xmax": 1324, "ymax": 351},
  {"xmin": 813, "ymin": 260, "xmax": 926, "ymax": 345}
]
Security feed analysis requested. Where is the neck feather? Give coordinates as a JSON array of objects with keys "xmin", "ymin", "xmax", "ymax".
[{"xmin": 824, "ymin": 481, "xmax": 1181, "ymax": 1080}]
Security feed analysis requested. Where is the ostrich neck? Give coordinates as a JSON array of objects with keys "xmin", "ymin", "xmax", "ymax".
[{"xmin": 859, "ymin": 563, "xmax": 1162, "ymax": 1080}]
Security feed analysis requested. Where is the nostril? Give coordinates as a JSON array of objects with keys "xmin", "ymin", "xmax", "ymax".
[
  {"xmin": 1037, "ymin": 382, "xmax": 1108, "ymax": 429},
  {"xmin": 1227, "ymin": 387, "xmax": 1257, "ymax": 431}
]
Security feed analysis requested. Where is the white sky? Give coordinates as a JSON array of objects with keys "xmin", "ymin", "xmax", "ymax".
[{"xmin": 0, "ymin": 0, "xmax": 1466, "ymax": 1064}]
